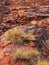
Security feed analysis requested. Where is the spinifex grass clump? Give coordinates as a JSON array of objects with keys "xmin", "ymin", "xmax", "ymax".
[
  {"xmin": 12, "ymin": 48, "xmax": 40, "ymax": 61},
  {"xmin": 2, "ymin": 27, "xmax": 36, "ymax": 44},
  {"xmin": 37, "ymin": 60, "xmax": 49, "ymax": 65},
  {"xmin": 11, "ymin": 47, "xmax": 41, "ymax": 65},
  {"xmin": 2, "ymin": 27, "xmax": 26, "ymax": 44},
  {"xmin": 12, "ymin": 47, "xmax": 49, "ymax": 65}
]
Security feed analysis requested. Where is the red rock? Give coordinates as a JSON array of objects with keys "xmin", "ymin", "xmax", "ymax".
[
  {"xmin": 29, "ymin": 42, "xmax": 36, "ymax": 48},
  {"xmin": 0, "ymin": 48, "xmax": 5, "ymax": 59},
  {"xmin": 0, "ymin": 55, "xmax": 10, "ymax": 65},
  {"xmin": 15, "ymin": 62, "xmax": 27, "ymax": 65},
  {"xmin": 0, "ymin": 41, "xmax": 10, "ymax": 48}
]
